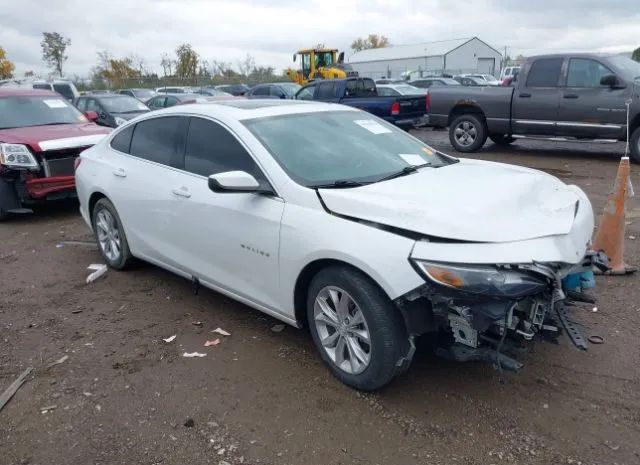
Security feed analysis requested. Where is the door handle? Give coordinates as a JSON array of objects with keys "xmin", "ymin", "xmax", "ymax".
[
  {"xmin": 171, "ymin": 187, "xmax": 191, "ymax": 198},
  {"xmin": 519, "ymin": 93, "xmax": 531, "ymax": 98},
  {"xmin": 112, "ymin": 167, "xmax": 127, "ymax": 178},
  {"xmin": 563, "ymin": 94, "xmax": 579, "ymax": 99}
]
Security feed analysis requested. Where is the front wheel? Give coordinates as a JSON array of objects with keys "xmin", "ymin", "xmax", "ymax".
[
  {"xmin": 91, "ymin": 198, "xmax": 133, "ymax": 269},
  {"xmin": 449, "ymin": 114, "xmax": 488, "ymax": 152},
  {"xmin": 307, "ymin": 266, "xmax": 410, "ymax": 390},
  {"xmin": 489, "ymin": 133, "xmax": 515, "ymax": 145},
  {"xmin": 630, "ymin": 126, "xmax": 640, "ymax": 164}
]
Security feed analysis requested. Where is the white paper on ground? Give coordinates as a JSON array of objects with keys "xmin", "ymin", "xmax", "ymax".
[
  {"xmin": 162, "ymin": 335, "xmax": 176, "ymax": 343},
  {"xmin": 43, "ymin": 99, "xmax": 68, "ymax": 108},
  {"xmin": 211, "ymin": 328, "xmax": 231, "ymax": 336},
  {"xmin": 399, "ymin": 154, "xmax": 426, "ymax": 166},
  {"xmin": 183, "ymin": 352, "xmax": 207, "ymax": 358},
  {"xmin": 86, "ymin": 264, "xmax": 107, "ymax": 283},
  {"xmin": 354, "ymin": 119, "xmax": 392, "ymax": 134}
]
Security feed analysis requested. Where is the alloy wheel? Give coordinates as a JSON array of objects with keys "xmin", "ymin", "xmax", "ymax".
[
  {"xmin": 313, "ymin": 286, "xmax": 372, "ymax": 375},
  {"xmin": 454, "ymin": 120, "xmax": 477, "ymax": 147},
  {"xmin": 95, "ymin": 209, "xmax": 122, "ymax": 262}
]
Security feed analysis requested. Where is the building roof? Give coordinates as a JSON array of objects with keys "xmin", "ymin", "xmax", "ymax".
[{"xmin": 348, "ymin": 37, "xmax": 482, "ymax": 63}]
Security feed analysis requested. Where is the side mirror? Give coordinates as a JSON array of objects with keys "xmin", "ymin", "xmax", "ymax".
[
  {"xmin": 338, "ymin": 51, "xmax": 345, "ymax": 63},
  {"xmin": 208, "ymin": 171, "xmax": 268, "ymax": 194},
  {"xmin": 84, "ymin": 111, "xmax": 99, "ymax": 121},
  {"xmin": 600, "ymin": 74, "xmax": 623, "ymax": 88}
]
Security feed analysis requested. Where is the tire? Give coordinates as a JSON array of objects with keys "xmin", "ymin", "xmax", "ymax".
[
  {"xmin": 489, "ymin": 133, "xmax": 515, "ymax": 145},
  {"xmin": 306, "ymin": 266, "xmax": 410, "ymax": 391},
  {"xmin": 0, "ymin": 209, "xmax": 7, "ymax": 222},
  {"xmin": 91, "ymin": 198, "xmax": 133, "ymax": 270},
  {"xmin": 630, "ymin": 126, "xmax": 640, "ymax": 164},
  {"xmin": 449, "ymin": 114, "xmax": 488, "ymax": 152}
]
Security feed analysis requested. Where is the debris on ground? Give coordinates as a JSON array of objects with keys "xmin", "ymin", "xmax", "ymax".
[
  {"xmin": 60, "ymin": 240, "xmax": 98, "ymax": 248},
  {"xmin": 184, "ymin": 418, "xmax": 195, "ymax": 428},
  {"xmin": 0, "ymin": 367, "xmax": 33, "ymax": 412},
  {"xmin": 204, "ymin": 339, "xmax": 221, "ymax": 347},
  {"xmin": 592, "ymin": 307, "xmax": 598, "ymax": 312},
  {"xmin": 162, "ymin": 335, "xmax": 177, "ymax": 343},
  {"xmin": 271, "ymin": 324, "xmax": 285, "ymax": 333},
  {"xmin": 191, "ymin": 321, "xmax": 203, "ymax": 327},
  {"xmin": 183, "ymin": 352, "xmax": 207, "ymax": 358},
  {"xmin": 40, "ymin": 405, "xmax": 57, "ymax": 413},
  {"xmin": 212, "ymin": 328, "xmax": 231, "ymax": 336},
  {"xmin": 86, "ymin": 264, "xmax": 108, "ymax": 284},
  {"xmin": 588, "ymin": 335, "xmax": 604, "ymax": 344},
  {"xmin": 46, "ymin": 355, "xmax": 69, "ymax": 370}
]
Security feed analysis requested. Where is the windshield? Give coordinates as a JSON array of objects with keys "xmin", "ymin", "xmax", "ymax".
[
  {"xmin": 608, "ymin": 55, "xmax": 640, "ymax": 80},
  {"xmin": 101, "ymin": 96, "xmax": 149, "ymax": 113},
  {"xmin": 133, "ymin": 89, "xmax": 155, "ymax": 99},
  {"xmin": 280, "ymin": 83, "xmax": 301, "ymax": 97},
  {"xmin": 395, "ymin": 85, "xmax": 427, "ymax": 95},
  {"xmin": 315, "ymin": 51, "xmax": 334, "ymax": 68},
  {"xmin": 0, "ymin": 95, "xmax": 87, "ymax": 129},
  {"xmin": 243, "ymin": 111, "xmax": 451, "ymax": 187}
]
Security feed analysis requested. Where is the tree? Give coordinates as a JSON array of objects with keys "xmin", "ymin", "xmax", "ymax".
[
  {"xmin": 160, "ymin": 52, "xmax": 174, "ymax": 77},
  {"xmin": 0, "ymin": 47, "xmax": 15, "ymax": 79},
  {"xmin": 175, "ymin": 43, "xmax": 198, "ymax": 80},
  {"xmin": 129, "ymin": 54, "xmax": 148, "ymax": 78},
  {"xmin": 93, "ymin": 51, "xmax": 139, "ymax": 88},
  {"xmin": 24, "ymin": 70, "xmax": 34, "ymax": 77},
  {"xmin": 237, "ymin": 53, "xmax": 256, "ymax": 77},
  {"xmin": 41, "ymin": 32, "xmax": 71, "ymax": 77},
  {"xmin": 350, "ymin": 34, "xmax": 390, "ymax": 52},
  {"xmin": 632, "ymin": 47, "xmax": 640, "ymax": 63}
]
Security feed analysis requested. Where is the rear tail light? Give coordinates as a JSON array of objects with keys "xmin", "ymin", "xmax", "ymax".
[
  {"xmin": 74, "ymin": 157, "xmax": 82, "ymax": 171},
  {"xmin": 425, "ymin": 93, "xmax": 431, "ymax": 113},
  {"xmin": 391, "ymin": 102, "xmax": 400, "ymax": 116}
]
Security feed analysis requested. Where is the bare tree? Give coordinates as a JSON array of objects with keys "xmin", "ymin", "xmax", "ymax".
[
  {"xmin": 237, "ymin": 53, "xmax": 256, "ymax": 77},
  {"xmin": 160, "ymin": 52, "xmax": 174, "ymax": 77},
  {"xmin": 41, "ymin": 32, "xmax": 71, "ymax": 76}
]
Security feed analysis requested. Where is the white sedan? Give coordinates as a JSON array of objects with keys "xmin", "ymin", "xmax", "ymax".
[{"xmin": 76, "ymin": 100, "xmax": 596, "ymax": 390}]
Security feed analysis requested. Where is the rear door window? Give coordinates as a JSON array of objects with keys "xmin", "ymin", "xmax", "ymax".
[
  {"xmin": 316, "ymin": 82, "xmax": 336, "ymax": 99},
  {"xmin": 184, "ymin": 117, "xmax": 267, "ymax": 183},
  {"xmin": 252, "ymin": 86, "xmax": 270, "ymax": 96},
  {"xmin": 129, "ymin": 116, "xmax": 186, "ymax": 167},
  {"xmin": 166, "ymin": 97, "xmax": 179, "ymax": 107},
  {"xmin": 53, "ymin": 83, "xmax": 74, "ymax": 100},
  {"xmin": 526, "ymin": 58, "xmax": 564, "ymax": 87},
  {"xmin": 76, "ymin": 98, "xmax": 87, "ymax": 111},
  {"xmin": 296, "ymin": 85, "xmax": 315, "ymax": 100}
]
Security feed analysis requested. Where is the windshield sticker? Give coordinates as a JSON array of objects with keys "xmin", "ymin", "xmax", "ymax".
[
  {"xmin": 354, "ymin": 119, "xmax": 392, "ymax": 134},
  {"xmin": 421, "ymin": 146, "xmax": 435, "ymax": 156},
  {"xmin": 43, "ymin": 99, "xmax": 68, "ymax": 109},
  {"xmin": 399, "ymin": 154, "xmax": 426, "ymax": 166}
]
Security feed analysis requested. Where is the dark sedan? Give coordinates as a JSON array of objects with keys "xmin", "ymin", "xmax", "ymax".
[
  {"xmin": 145, "ymin": 93, "xmax": 221, "ymax": 110},
  {"xmin": 410, "ymin": 78, "xmax": 461, "ymax": 88},
  {"xmin": 214, "ymin": 84, "xmax": 250, "ymax": 96},
  {"xmin": 118, "ymin": 88, "xmax": 157, "ymax": 102},
  {"xmin": 246, "ymin": 83, "xmax": 301, "ymax": 99},
  {"xmin": 75, "ymin": 94, "xmax": 150, "ymax": 128}
]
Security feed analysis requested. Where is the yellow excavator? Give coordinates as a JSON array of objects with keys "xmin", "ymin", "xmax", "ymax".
[{"xmin": 286, "ymin": 46, "xmax": 358, "ymax": 86}]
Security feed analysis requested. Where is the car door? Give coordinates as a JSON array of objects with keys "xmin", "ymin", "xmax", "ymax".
[
  {"xmin": 148, "ymin": 96, "xmax": 166, "ymax": 110},
  {"xmin": 165, "ymin": 96, "xmax": 179, "ymax": 107},
  {"xmin": 105, "ymin": 116, "xmax": 190, "ymax": 269},
  {"xmin": 172, "ymin": 116, "xmax": 284, "ymax": 310},
  {"xmin": 511, "ymin": 57, "xmax": 563, "ymax": 135},
  {"xmin": 556, "ymin": 57, "xmax": 627, "ymax": 139}
]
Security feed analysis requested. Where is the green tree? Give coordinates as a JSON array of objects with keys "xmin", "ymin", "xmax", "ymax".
[
  {"xmin": 0, "ymin": 46, "xmax": 15, "ymax": 79},
  {"xmin": 175, "ymin": 43, "xmax": 199, "ymax": 80},
  {"xmin": 41, "ymin": 32, "xmax": 71, "ymax": 76},
  {"xmin": 632, "ymin": 47, "xmax": 640, "ymax": 62},
  {"xmin": 93, "ymin": 51, "xmax": 139, "ymax": 88},
  {"xmin": 351, "ymin": 34, "xmax": 390, "ymax": 52}
]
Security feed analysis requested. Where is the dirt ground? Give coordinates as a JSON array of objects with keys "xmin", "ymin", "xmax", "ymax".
[{"xmin": 1, "ymin": 131, "xmax": 639, "ymax": 465}]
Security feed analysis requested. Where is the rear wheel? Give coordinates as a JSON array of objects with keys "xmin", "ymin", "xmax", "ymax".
[
  {"xmin": 630, "ymin": 126, "xmax": 640, "ymax": 164},
  {"xmin": 449, "ymin": 114, "xmax": 487, "ymax": 152},
  {"xmin": 307, "ymin": 266, "xmax": 410, "ymax": 390},
  {"xmin": 91, "ymin": 198, "xmax": 133, "ymax": 269},
  {"xmin": 489, "ymin": 133, "xmax": 515, "ymax": 145}
]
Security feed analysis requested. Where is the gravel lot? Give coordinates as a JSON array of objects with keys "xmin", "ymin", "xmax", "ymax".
[{"xmin": 1, "ymin": 130, "xmax": 639, "ymax": 465}]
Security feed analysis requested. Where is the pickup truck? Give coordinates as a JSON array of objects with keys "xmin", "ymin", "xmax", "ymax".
[
  {"xmin": 427, "ymin": 53, "xmax": 640, "ymax": 162},
  {"xmin": 295, "ymin": 77, "xmax": 428, "ymax": 130},
  {"xmin": 0, "ymin": 88, "xmax": 111, "ymax": 220}
]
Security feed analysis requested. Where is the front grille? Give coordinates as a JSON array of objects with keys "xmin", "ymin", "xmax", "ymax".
[{"xmin": 41, "ymin": 148, "xmax": 84, "ymax": 177}]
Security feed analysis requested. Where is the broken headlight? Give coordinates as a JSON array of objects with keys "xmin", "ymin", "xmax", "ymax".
[
  {"xmin": 0, "ymin": 143, "xmax": 39, "ymax": 170},
  {"xmin": 413, "ymin": 260, "xmax": 547, "ymax": 298}
]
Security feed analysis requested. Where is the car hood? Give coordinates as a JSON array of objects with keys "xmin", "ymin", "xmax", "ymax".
[
  {"xmin": 318, "ymin": 159, "xmax": 583, "ymax": 243},
  {"xmin": 0, "ymin": 123, "xmax": 111, "ymax": 152}
]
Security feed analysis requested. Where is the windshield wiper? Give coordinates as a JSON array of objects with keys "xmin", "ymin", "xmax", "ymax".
[
  {"xmin": 310, "ymin": 180, "xmax": 367, "ymax": 189},
  {"xmin": 376, "ymin": 165, "xmax": 424, "ymax": 183}
]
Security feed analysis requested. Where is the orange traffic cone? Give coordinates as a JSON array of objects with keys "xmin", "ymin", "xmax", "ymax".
[{"xmin": 592, "ymin": 156, "xmax": 637, "ymax": 275}]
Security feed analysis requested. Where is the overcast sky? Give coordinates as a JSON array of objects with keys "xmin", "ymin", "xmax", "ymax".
[{"xmin": 1, "ymin": 0, "xmax": 638, "ymax": 78}]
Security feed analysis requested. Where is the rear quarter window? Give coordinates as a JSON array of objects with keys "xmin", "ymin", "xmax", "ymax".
[{"xmin": 110, "ymin": 124, "xmax": 135, "ymax": 153}]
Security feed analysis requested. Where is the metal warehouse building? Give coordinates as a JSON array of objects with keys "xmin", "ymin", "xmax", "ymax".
[{"xmin": 347, "ymin": 37, "xmax": 504, "ymax": 79}]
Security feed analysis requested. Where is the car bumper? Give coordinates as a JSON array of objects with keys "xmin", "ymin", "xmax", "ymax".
[
  {"xmin": 390, "ymin": 115, "xmax": 429, "ymax": 129},
  {"xmin": 25, "ymin": 175, "xmax": 76, "ymax": 200}
]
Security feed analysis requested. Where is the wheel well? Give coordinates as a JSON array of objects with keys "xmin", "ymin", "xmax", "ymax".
[
  {"xmin": 630, "ymin": 114, "xmax": 640, "ymax": 134},
  {"xmin": 88, "ymin": 192, "xmax": 107, "ymax": 221},
  {"xmin": 448, "ymin": 104, "xmax": 486, "ymax": 126},
  {"xmin": 293, "ymin": 259, "xmax": 391, "ymax": 328}
]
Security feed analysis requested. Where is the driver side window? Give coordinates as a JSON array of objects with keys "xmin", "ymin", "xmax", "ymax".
[
  {"xmin": 566, "ymin": 58, "xmax": 614, "ymax": 87},
  {"xmin": 296, "ymin": 85, "xmax": 315, "ymax": 100}
]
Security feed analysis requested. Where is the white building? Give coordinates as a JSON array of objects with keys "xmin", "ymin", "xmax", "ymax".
[{"xmin": 347, "ymin": 37, "xmax": 504, "ymax": 79}]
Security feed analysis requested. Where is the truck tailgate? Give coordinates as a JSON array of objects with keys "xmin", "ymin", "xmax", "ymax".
[{"xmin": 395, "ymin": 95, "xmax": 427, "ymax": 119}]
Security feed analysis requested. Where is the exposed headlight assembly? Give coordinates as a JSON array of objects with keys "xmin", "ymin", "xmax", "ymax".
[
  {"xmin": 0, "ymin": 143, "xmax": 39, "ymax": 170},
  {"xmin": 114, "ymin": 117, "xmax": 127, "ymax": 126},
  {"xmin": 413, "ymin": 260, "xmax": 548, "ymax": 298}
]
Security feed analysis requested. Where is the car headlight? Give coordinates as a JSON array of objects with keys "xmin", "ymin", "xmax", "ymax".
[
  {"xmin": 0, "ymin": 143, "xmax": 39, "ymax": 170},
  {"xmin": 412, "ymin": 260, "xmax": 547, "ymax": 298},
  {"xmin": 114, "ymin": 117, "xmax": 127, "ymax": 126}
]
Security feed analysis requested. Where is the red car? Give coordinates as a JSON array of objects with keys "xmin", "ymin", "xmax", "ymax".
[{"xmin": 0, "ymin": 88, "xmax": 111, "ymax": 220}]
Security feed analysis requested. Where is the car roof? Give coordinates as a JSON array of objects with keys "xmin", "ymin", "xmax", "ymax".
[
  {"xmin": 0, "ymin": 87, "xmax": 60, "ymax": 97},
  {"xmin": 145, "ymin": 99, "xmax": 356, "ymax": 121}
]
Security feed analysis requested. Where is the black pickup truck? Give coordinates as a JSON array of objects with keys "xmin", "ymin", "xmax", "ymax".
[
  {"xmin": 295, "ymin": 77, "xmax": 428, "ymax": 130},
  {"xmin": 427, "ymin": 53, "xmax": 640, "ymax": 161}
]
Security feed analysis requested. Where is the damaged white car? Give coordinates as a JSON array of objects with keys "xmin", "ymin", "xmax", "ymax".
[{"xmin": 76, "ymin": 100, "xmax": 601, "ymax": 390}]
